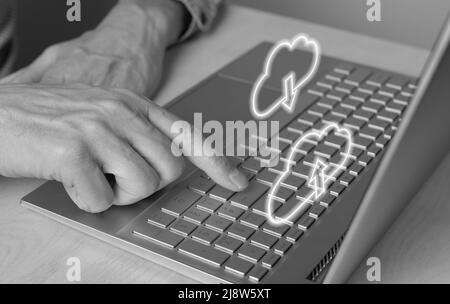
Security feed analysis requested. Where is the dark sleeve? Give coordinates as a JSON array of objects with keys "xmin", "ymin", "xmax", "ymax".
[{"xmin": 175, "ymin": 0, "xmax": 222, "ymax": 41}]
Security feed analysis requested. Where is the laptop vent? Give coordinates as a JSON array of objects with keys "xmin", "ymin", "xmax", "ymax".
[{"xmin": 306, "ymin": 235, "xmax": 345, "ymax": 282}]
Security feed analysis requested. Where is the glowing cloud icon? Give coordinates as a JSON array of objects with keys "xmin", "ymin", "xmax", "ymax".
[
  {"xmin": 266, "ymin": 123, "xmax": 353, "ymax": 226},
  {"xmin": 250, "ymin": 33, "xmax": 321, "ymax": 119}
]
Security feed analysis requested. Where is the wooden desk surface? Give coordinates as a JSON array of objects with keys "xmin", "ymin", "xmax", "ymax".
[{"xmin": 1, "ymin": 4, "xmax": 447, "ymax": 283}]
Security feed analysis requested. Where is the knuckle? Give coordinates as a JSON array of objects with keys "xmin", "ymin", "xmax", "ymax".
[
  {"xmin": 53, "ymin": 137, "xmax": 89, "ymax": 165},
  {"xmin": 81, "ymin": 119, "xmax": 108, "ymax": 137}
]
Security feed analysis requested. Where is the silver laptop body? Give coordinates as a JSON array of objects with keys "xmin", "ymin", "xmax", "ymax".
[{"xmin": 21, "ymin": 15, "xmax": 450, "ymax": 284}]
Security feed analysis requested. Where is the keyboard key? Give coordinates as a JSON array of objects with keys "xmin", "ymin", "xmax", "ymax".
[
  {"xmin": 327, "ymin": 90, "xmax": 347, "ymax": 101},
  {"xmin": 161, "ymin": 190, "xmax": 201, "ymax": 216},
  {"xmin": 394, "ymin": 94, "xmax": 410, "ymax": 105},
  {"xmin": 347, "ymin": 146, "xmax": 364, "ymax": 159},
  {"xmin": 358, "ymin": 153, "xmax": 373, "ymax": 166},
  {"xmin": 366, "ymin": 72, "xmax": 389, "ymax": 87},
  {"xmin": 191, "ymin": 226, "xmax": 220, "ymax": 244},
  {"xmin": 288, "ymin": 119, "xmax": 311, "ymax": 133},
  {"xmin": 332, "ymin": 105, "xmax": 353, "ymax": 118},
  {"xmin": 359, "ymin": 126, "xmax": 382, "ymax": 140},
  {"xmin": 308, "ymin": 104, "xmax": 330, "ymax": 117},
  {"xmin": 329, "ymin": 182, "xmax": 346, "ymax": 196},
  {"xmin": 386, "ymin": 101, "xmax": 406, "ymax": 114},
  {"xmin": 353, "ymin": 135, "xmax": 372, "ymax": 150},
  {"xmin": 262, "ymin": 222, "xmax": 290, "ymax": 238},
  {"xmin": 238, "ymin": 243, "xmax": 266, "ymax": 263},
  {"xmin": 241, "ymin": 157, "xmax": 262, "ymax": 173},
  {"xmin": 308, "ymin": 84, "xmax": 329, "ymax": 96},
  {"xmin": 248, "ymin": 266, "xmax": 268, "ymax": 282},
  {"xmin": 376, "ymin": 136, "xmax": 390, "ymax": 148},
  {"xmin": 325, "ymin": 134, "xmax": 348, "ymax": 148},
  {"xmin": 349, "ymin": 91, "xmax": 370, "ymax": 102},
  {"xmin": 170, "ymin": 219, "xmax": 197, "ymax": 236},
  {"xmin": 251, "ymin": 231, "xmax": 278, "ymax": 249},
  {"xmin": 209, "ymin": 185, "xmax": 235, "ymax": 201},
  {"xmin": 205, "ymin": 215, "xmax": 232, "ymax": 232},
  {"xmin": 358, "ymin": 83, "xmax": 378, "ymax": 94},
  {"xmin": 369, "ymin": 118, "xmax": 390, "ymax": 131},
  {"xmin": 314, "ymin": 143, "xmax": 338, "ymax": 159},
  {"xmin": 296, "ymin": 141, "xmax": 315, "ymax": 155},
  {"xmin": 317, "ymin": 77, "xmax": 338, "ymax": 89},
  {"xmin": 344, "ymin": 116, "xmax": 366, "ymax": 130},
  {"xmin": 240, "ymin": 212, "xmax": 266, "ymax": 228},
  {"xmin": 378, "ymin": 86, "xmax": 398, "ymax": 98},
  {"xmin": 309, "ymin": 204, "xmax": 326, "ymax": 218},
  {"xmin": 278, "ymin": 129, "xmax": 300, "ymax": 143},
  {"xmin": 297, "ymin": 215, "xmax": 315, "ymax": 230},
  {"xmin": 345, "ymin": 68, "xmax": 371, "ymax": 85},
  {"xmin": 341, "ymin": 97, "xmax": 362, "ymax": 110},
  {"xmin": 335, "ymin": 82, "xmax": 355, "ymax": 94},
  {"xmin": 227, "ymin": 222, "xmax": 255, "ymax": 241},
  {"xmin": 225, "ymin": 256, "xmax": 254, "ymax": 276},
  {"xmin": 286, "ymin": 228, "xmax": 304, "ymax": 243},
  {"xmin": 183, "ymin": 207, "xmax": 210, "ymax": 224},
  {"xmin": 256, "ymin": 168, "xmax": 278, "ymax": 186},
  {"xmin": 252, "ymin": 196, "xmax": 282, "ymax": 215},
  {"xmin": 261, "ymin": 252, "xmax": 280, "ymax": 269},
  {"xmin": 339, "ymin": 172, "xmax": 355, "ymax": 186},
  {"xmin": 367, "ymin": 144, "xmax": 382, "ymax": 157},
  {"xmin": 370, "ymin": 93, "xmax": 391, "ymax": 105},
  {"xmin": 353, "ymin": 109, "xmax": 374, "ymax": 121},
  {"xmin": 230, "ymin": 182, "xmax": 268, "ymax": 209},
  {"xmin": 218, "ymin": 203, "xmax": 244, "ymax": 220},
  {"xmin": 318, "ymin": 97, "xmax": 339, "ymax": 109},
  {"xmin": 276, "ymin": 197, "xmax": 311, "ymax": 225},
  {"xmin": 334, "ymin": 63, "xmax": 355, "ymax": 75},
  {"xmin": 349, "ymin": 163, "xmax": 365, "ymax": 176},
  {"xmin": 362, "ymin": 101, "xmax": 384, "ymax": 113},
  {"xmin": 132, "ymin": 223, "xmax": 184, "ymax": 248},
  {"xmin": 147, "ymin": 210, "xmax": 176, "ymax": 228},
  {"xmin": 281, "ymin": 174, "xmax": 306, "ymax": 190},
  {"xmin": 319, "ymin": 194, "xmax": 336, "ymax": 207},
  {"xmin": 323, "ymin": 112, "xmax": 345, "ymax": 124},
  {"xmin": 189, "ymin": 175, "xmax": 215, "ymax": 194},
  {"xmin": 298, "ymin": 112, "xmax": 321, "ymax": 126},
  {"xmin": 271, "ymin": 186, "xmax": 294, "ymax": 202},
  {"xmin": 386, "ymin": 75, "xmax": 408, "ymax": 90},
  {"xmin": 326, "ymin": 71, "xmax": 346, "ymax": 81},
  {"xmin": 196, "ymin": 197, "xmax": 222, "ymax": 213},
  {"xmin": 377, "ymin": 109, "xmax": 398, "ymax": 123},
  {"xmin": 214, "ymin": 235, "xmax": 243, "ymax": 253},
  {"xmin": 179, "ymin": 239, "xmax": 230, "ymax": 267},
  {"xmin": 293, "ymin": 163, "xmax": 311, "ymax": 178},
  {"xmin": 273, "ymin": 239, "xmax": 292, "ymax": 255}
]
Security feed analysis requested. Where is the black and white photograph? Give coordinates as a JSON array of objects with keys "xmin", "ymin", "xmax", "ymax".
[{"xmin": 1, "ymin": 0, "xmax": 450, "ymax": 289}]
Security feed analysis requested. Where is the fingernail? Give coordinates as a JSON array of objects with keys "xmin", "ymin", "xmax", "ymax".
[{"xmin": 229, "ymin": 168, "xmax": 248, "ymax": 191}]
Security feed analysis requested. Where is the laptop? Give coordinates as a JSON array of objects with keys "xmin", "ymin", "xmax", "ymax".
[{"xmin": 20, "ymin": 14, "xmax": 450, "ymax": 283}]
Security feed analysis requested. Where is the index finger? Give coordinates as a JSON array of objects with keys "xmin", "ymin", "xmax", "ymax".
[{"xmin": 146, "ymin": 101, "xmax": 249, "ymax": 192}]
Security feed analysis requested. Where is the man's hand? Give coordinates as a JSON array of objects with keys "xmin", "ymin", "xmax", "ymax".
[
  {"xmin": 0, "ymin": 85, "xmax": 248, "ymax": 212},
  {"xmin": 0, "ymin": 0, "xmax": 188, "ymax": 96}
]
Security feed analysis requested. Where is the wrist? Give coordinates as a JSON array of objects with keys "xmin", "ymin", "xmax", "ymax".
[{"xmin": 116, "ymin": 0, "xmax": 189, "ymax": 47}]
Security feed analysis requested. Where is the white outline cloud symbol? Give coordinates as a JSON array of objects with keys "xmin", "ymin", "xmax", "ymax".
[
  {"xmin": 250, "ymin": 33, "xmax": 321, "ymax": 120},
  {"xmin": 265, "ymin": 123, "xmax": 353, "ymax": 226}
]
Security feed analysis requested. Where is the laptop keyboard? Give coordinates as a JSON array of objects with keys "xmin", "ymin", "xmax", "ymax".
[{"xmin": 131, "ymin": 63, "xmax": 417, "ymax": 283}]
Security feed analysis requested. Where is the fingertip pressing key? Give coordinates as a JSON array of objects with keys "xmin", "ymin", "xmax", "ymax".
[{"xmin": 228, "ymin": 168, "xmax": 249, "ymax": 191}]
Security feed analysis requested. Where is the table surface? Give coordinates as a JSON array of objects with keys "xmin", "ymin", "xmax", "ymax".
[{"xmin": 1, "ymin": 4, "xmax": 449, "ymax": 283}]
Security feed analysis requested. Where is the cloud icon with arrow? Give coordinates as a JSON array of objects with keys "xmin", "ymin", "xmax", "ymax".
[
  {"xmin": 266, "ymin": 123, "xmax": 353, "ymax": 226},
  {"xmin": 250, "ymin": 33, "xmax": 321, "ymax": 120}
]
